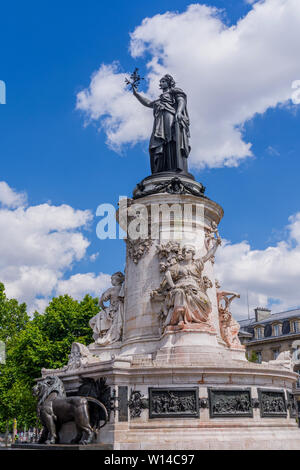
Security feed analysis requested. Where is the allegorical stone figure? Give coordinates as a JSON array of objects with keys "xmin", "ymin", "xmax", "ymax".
[
  {"xmin": 215, "ymin": 280, "xmax": 242, "ymax": 349},
  {"xmin": 132, "ymin": 74, "xmax": 190, "ymax": 174},
  {"xmin": 151, "ymin": 239, "xmax": 221, "ymax": 331},
  {"xmin": 89, "ymin": 272, "xmax": 125, "ymax": 346}
]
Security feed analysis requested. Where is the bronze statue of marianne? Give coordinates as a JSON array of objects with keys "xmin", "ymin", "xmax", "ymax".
[{"xmin": 132, "ymin": 74, "xmax": 191, "ymax": 174}]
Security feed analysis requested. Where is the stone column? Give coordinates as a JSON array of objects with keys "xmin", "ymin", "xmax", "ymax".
[{"xmin": 118, "ymin": 192, "xmax": 225, "ymax": 359}]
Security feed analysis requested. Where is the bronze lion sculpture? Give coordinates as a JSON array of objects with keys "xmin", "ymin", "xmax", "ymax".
[{"xmin": 33, "ymin": 375, "xmax": 108, "ymax": 445}]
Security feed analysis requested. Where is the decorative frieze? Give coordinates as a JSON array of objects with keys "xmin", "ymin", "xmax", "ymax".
[
  {"xmin": 126, "ymin": 237, "xmax": 153, "ymax": 264},
  {"xmin": 149, "ymin": 388, "xmax": 199, "ymax": 419},
  {"xmin": 128, "ymin": 390, "xmax": 149, "ymax": 418},
  {"xmin": 122, "ymin": 387, "xmax": 292, "ymax": 421},
  {"xmin": 258, "ymin": 389, "xmax": 287, "ymax": 418},
  {"xmin": 133, "ymin": 176, "xmax": 205, "ymax": 199},
  {"xmin": 208, "ymin": 388, "xmax": 253, "ymax": 418}
]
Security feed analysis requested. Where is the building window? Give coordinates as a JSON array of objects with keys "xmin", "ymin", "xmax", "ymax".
[
  {"xmin": 273, "ymin": 349, "xmax": 280, "ymax": 359},
  {"xmin": 256, "ymin": 351, "xmax": 262, "ymax": 363},
  {"xmin": 292, "ymin": 320, "xmax": 300, "ymax": 333},
  {"xmin": 292, "ymin": 345, "xmax": 300, "ymax": 364},
  {"xmin": 255, "ymin": 327, "xmax": 264, "ymax": 339},
  {"xmin": 296, "ymin": 371, "xmax": 300, "ymax": 389},
  {"xmin": 273, "ymin": 323, "xmax": 281, "ymax": 336}
]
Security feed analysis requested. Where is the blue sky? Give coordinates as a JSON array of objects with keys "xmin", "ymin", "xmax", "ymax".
[{"xmin": 1, "ymin": 0, "xmax": 300, "ymax": 318}]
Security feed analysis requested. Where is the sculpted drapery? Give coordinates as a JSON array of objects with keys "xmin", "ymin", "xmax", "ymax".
[
  {"xmin": 151, "ymin": 239, "xmax": 221, "ymax": 331},
  {"xmin": 163, "ymin": 256, "xmax": 212, "ymax": 326},
  {"xmin": 133, "ymin": 74, "xmax": 191, "ymax": 174},
  {"xmin": 89, "ymin": 272, "xmax": 125, "ymax": 346}
]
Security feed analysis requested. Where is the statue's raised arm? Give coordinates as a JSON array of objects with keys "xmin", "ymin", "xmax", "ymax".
[
  {"xmin": 202, "ymin": 235, "xmax": 222, "ymax": 263},
  {"xmin": 127, "ymin": 71, "xmax": 191, "ymax": 174},
  {"xmin": 132, "ymin": 86, "xmax": 154, "ymax": 108}
]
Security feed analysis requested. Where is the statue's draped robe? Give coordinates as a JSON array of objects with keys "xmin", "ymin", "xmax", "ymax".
[
  {"xmin": 165, "ymin": 259, "xmax": 212, "ymax": 326},
  {"xmin": 89, "ymin": 285, "xmax": 124, "ymax": 343},
  {"xmin": 95, "ymin": 283, "xmax": 124, "ymax": 346},
  {"xmin": 148, "ymin": 88, "xmax": 190, "ymax": 174}
]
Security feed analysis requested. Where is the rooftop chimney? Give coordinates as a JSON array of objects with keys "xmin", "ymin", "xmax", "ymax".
[{"xmin": 254, "ymin": 307, "xmax": 271, "ymax": 322}]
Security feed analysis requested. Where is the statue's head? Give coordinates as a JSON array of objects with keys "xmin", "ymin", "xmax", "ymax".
[
  {"xmin": 182, "ymin": 244, "xmax": 196, "ymax": 260},
  {"xmin": 33, "ymin": 375, "xmax": 66, "ymax": 404},
  {"xmin": 111, "ymin": 271, "xmax": 125, "ymax": 286},
  {"xmin": 159, "ymin": 74, "xmax": 176, "ymax": 90}
]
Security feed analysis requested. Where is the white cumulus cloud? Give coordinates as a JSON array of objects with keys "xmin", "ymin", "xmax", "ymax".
[
  {"xmin": 77, "ymin": 0, "xmax": 300, "ymax": 168},
  {"xmin": 0, "ymin": 182, "xmax": 110, "ymax": 313},
  {"xmin": 215, "ymin": 211, "xmax": 300, "ymax": 319},
  {"xmin": 0, "ymin": 181, "xmax": 27, "ymax": 208},
  {"xmin": 76, "ymin": 63, "xmax": 153, "ymax": 151},
  {"xmin": 1, "ymin": 184, "xmax": 299, "ymax": 321},
  {"xmin": 56, "ymin": 272, "xmax": 111, "ymax": 299}
]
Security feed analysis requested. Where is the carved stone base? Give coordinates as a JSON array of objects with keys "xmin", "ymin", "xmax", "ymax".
[
  {"xmin": 227, "ymin": 344, "xmax": 246, "ymax": 352},
  {"xmin": 165, "ymin": 322, "xmax": 216, "ymax": 334},
  {"xmin": 11, "ymin": 442, "xmax": 112, "ymax": 450},
  {"xmin": 88, "ymin": 341, "xmax": 123, "ymax": 362},
  {"xmin": 154, "ymin": 328, "xmax": 221, "ymax": 364},
  {"xmin": 52, "ymin": 354, "xmax": 300, "ymax": 450},
  {"xmin": 38, "ymin": 183, "xmax": 300, "ymax": 449},
  {"xmin": 132, "ymin": 172, "xmax": 205, "ymax": 199},
  {"xmin": 102, "ymin": 425, "xmax": 300, "ymax": 450}
]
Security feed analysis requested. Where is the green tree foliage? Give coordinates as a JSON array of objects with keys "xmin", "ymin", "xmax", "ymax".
[
  {"xmin": 0, "ymin": 282, "xmax": 29, "ymax": 342},
  {"xmin": 247, "ymin": 351, "xmax": 259, "ymax": 363},
  {"xmin": 0, "ymin": 285, "xmax": 99, "ymax": 431}
]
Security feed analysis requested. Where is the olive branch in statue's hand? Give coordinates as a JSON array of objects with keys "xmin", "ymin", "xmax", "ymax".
[{"xmin": 125, "ymin": 68, "xmax": 144, "ymax": 91}]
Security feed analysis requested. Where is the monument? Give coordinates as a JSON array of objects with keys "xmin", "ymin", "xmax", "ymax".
[{"xmin": 36, "ymin": 72, "xmax": 300, "ymax": 449}]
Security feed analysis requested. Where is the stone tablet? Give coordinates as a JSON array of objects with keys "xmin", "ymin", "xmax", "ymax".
[
  {"xmin": 258, "ymin": 389, "xmax": 287, "ymax": 418},
  {"xmin": 208, "ymin": 388, "xmax": 253, "ymax": 418},
  {"xmin": 149, "ymin": 387, "xmax": 199, "ymax": 419}
]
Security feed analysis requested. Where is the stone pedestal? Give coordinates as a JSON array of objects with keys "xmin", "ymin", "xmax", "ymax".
[
  {"xmin": 52, "ymin": 354, "xmax": 300, "ymax": 450},
  {"xmin": 41, "ymin": 176, "xmax": 300, "ymax": 450},
  {"xmin": 119, "ymin": 191, "xmax": 225, "ymax": 358}
]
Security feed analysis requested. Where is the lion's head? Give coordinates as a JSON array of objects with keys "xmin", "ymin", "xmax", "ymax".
[{"xmin": 33, "ymin": 375, "xmax": 66, "ymax": 405}]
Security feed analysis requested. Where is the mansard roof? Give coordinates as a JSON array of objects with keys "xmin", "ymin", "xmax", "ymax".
[
  {"xmin": 238, "ymin": 308, "xmax": 300, "ymax": 343},
  {"xmin": 239, "ymin": 308, "xmax": 300, "ymax": 329}
]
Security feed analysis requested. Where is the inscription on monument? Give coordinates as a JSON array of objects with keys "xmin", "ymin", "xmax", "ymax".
[
  {"xmin": 258, "ymin": 389, "xmax": 287, "ymax": 418},
  {"xmin": 208, "ymin": 388, "xmax": 253, "ymax": 418},
  {"xmin": 149, "ymin": 388, "xmax": 199, "ymax": 419}
]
